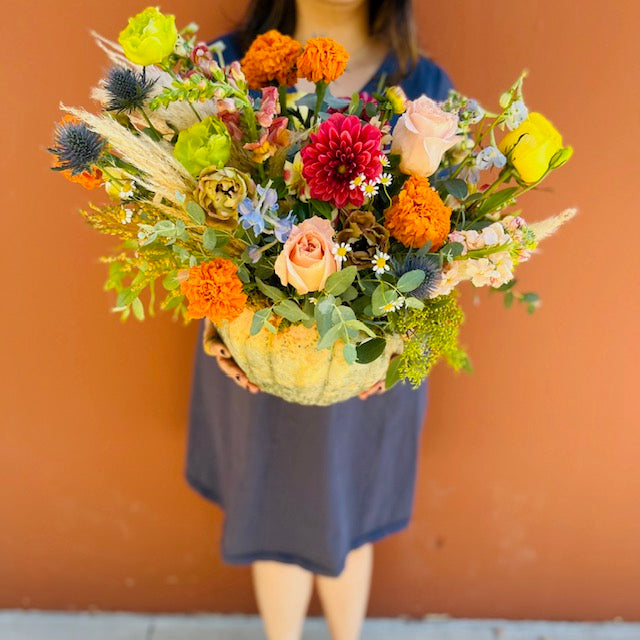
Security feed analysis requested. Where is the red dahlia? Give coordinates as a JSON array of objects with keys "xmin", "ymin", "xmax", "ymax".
[{"xmin": 301, "ymin": 113, "xmax": 382, "ymax": 208}]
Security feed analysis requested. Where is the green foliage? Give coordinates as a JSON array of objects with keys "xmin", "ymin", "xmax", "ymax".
[{"xmin": 391, "ymin": 294, "xmax": 469, "ymax": 387}]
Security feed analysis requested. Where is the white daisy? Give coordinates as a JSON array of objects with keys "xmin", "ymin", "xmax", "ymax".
[
  {"xmin": 380, "ymin": 154, "xmax": 390, "ymax": 167},
  {"xmin": 349, "ymin": 173, "xmax": 366, "ymax": 190},
  {"xmin": 332, "ymin": 242, "xmax": 352, "ymax": 265},
  {"xmin": 382, "ymin": 296, "xmax": 405, "ymax": 313},
  {"xmin": 379, "ymin": 172, "xmax": 393, "ymax": 187},
  {"xmin": 361, "ymin": 181, "xmax": 379, "ymax": 198},
  {"xmin": 371, "ymin": 250, "xmax": 391, "ymax": 275}
]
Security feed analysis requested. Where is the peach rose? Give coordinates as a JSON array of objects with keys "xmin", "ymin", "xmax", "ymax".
[
  {"xmin": 274, "ymin": 216, "xmax": 339, "ymax": 294},
  {"xmin": 391, "ymin": 96, "xmax": 461, "ymax": 177}
]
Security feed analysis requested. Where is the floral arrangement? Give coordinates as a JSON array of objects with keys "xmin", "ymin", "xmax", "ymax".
[{"xmin": 49, "ymin": 7, "xmax": 575, "ymax": 402}]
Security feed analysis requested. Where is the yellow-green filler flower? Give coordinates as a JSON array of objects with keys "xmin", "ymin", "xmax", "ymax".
[
  {"xmin": 173, "ymin": 116, "xmax": 231, "ymax": 177},
  {"xmin": 118, "ymin": 7, "xmax": 178, "ymax": 66}
]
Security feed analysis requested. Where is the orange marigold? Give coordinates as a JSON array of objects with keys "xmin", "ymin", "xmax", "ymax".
[
  {"xmin": 61, "ymin": 166, "xmax": 103, "ymax": 189},
  {"xmin": 240, "ymin": 30, "xmax": 303, "ymax": 89},
  {"xmin": 180, "ymin": 258, "xmax": 247, "ymax": 324},
  {"xmin": 384, "ymin": 176, "xmax": 452, "ymax": 250},
  {"xmin": 297, "ymin": 37, "xmax": 349, "ymax": 84}
]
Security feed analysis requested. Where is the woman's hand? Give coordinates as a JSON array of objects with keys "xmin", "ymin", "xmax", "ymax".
[
  {"xmin": 358, "ymin": 380, "xmax": 386, "ymax": 400},
  {"xmin": 203, "ymin": 322, "xmax": 260, "ymax": 394}
]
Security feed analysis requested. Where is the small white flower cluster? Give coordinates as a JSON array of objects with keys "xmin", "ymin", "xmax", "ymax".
[
  {"xmin": 349, "ymin": 156, "xmax": 393, "ymax": 199},
  {"xmin": 430, "ymin": 220, "xmax": 526, "ymax": 297}
]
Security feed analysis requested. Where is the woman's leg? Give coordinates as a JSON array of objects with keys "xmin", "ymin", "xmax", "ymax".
[
  {"xmin": 252, "ymin": 560, "xmax": 314, "ymax": 640},
  {"xmin": 315, "ymin": 543, "xmax": 373, "ymax": 640}
]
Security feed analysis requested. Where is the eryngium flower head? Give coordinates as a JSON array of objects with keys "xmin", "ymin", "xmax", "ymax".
[
  {"xmin": 49, "ymin": 119, "xmax": 104, "ymax": 175},
  {"xmin": 396, "ymin": 255, "xmax": 442, "ymax": 299},
  {"xmin": 104, "ymin": 67, "xmax": 155, "ymax": 112}
]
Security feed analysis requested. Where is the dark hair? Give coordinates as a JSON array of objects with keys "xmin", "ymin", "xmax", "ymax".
[{"xmin": 236, "ymin": 0, "xmax": 419, "ymax": 77}]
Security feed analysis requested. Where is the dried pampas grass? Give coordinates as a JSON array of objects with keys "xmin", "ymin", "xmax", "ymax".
[
  {"xmin": 529, "ymin": 208, "xmax": 578, "ymax": 243},
  {"xmin": 61, "ymin": 104, "xmax": 195, "ymax": 210}
]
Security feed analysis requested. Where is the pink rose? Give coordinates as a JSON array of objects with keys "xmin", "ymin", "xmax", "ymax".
[
  {"xmin": 274, "ymin": 217, "xmax": 339, "ymax": 294},
  {"xmin": 391, "ymin": 96, "xmax": 461, "ymax": 176}
]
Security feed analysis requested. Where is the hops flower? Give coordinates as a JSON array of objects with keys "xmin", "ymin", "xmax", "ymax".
[
  {"xmin": 240, "ymin": 30, "xmax": 303, "ymax": 89},
  {"xmin": 384, "ymin": 176, "xmax": 452, "ymax": 250},
  {"xmin": 301, "ymin": 113, "xmax": 382, "ymax": 208},
  {"xmin": 173, "ymin": 116, "xmax": 231, "ymax": 177},
  {"xmin": 297, "ymin": 37, "xmax": 349, "ymax": 84},
  {"xmin": 118, "ymin": 7, "xmax": 178, "ymax": 66},
  {"xmin": 180, "ymin": 258, "xmax": 247, "ymax": 324}
]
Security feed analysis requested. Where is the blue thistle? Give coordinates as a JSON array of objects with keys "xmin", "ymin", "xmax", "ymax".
[
  {"xmin": 103, "ymin": 67, "xmax": 155, "ymax": 113},
  {"xmin": 396, "ymin": 255, "xmax": 442, "ymax": 299},
  {"xmin": 49, "ymin": 120, "xmax": 104, "ymax": 175}
]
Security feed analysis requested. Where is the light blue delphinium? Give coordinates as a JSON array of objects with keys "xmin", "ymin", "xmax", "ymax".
[
  {"xmin": 475, "ymin": 146, "xmax": 507, "ymax": 171},
  {"xmin": 503, "ymin": 99, "xmax": 529, "ymax": 130}
]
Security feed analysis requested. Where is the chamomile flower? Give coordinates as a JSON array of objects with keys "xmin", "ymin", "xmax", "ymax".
[
  {"xmin": 380, "ymin": 154, "xmax": 390, "ymax": 167},
  {"xmin": 371, "ymin": 250, "xmax": 391, "ymax": 275},
  {"xmin": 332, "ymin": 242, "xmax": 352, "ymax": 265},
  {"xmin": 379, "ymin": 172, "xmax": 393, "ymax": 187},
  {"xmin": 361, "ymin": 181, "xmax": 379, "ymax": 198},
  {"xmin": 382, "ymin": 296, "xmax": 405, "ymax": 313},
  {"xmin": 349, "ymin": 173, "xmax": 366, "ymax": 190}
]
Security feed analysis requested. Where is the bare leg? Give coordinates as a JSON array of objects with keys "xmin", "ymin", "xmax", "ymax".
[
  {"xmin": 315, "ymin": 543, "xmax": 373, "ymax": 640},
  {"xmin": 252, "ymin": 560, "xmax": 314, "ymax": 640}
]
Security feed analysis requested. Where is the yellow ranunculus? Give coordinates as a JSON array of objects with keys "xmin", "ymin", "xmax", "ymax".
[
  {"xmin": 499, "ymin": 112, "xmax": 567, "ymax": 184},
  {"xmin": 118, "ymin": 7, "xmax": 178, "ymax": 67}
]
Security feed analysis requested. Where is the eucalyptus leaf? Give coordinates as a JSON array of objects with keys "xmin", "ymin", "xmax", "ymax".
[
  {"xmin": 250, "ymin": 308, "xmax": 273, "ymax": 336},
  {"xmin": 341, "ymin": 286, "xmax": 358, "ymax": 302},
  {"xmin": 342, "ymin": 342, "xmax": 357, "ymax": 365},
  {"xmin": 324, "ymin": 266, "xmax": 357, "ymax": 296},
  {"xmin": 371, "ymin": 284, "xmax": 397, "ymax": 316},
  {"xmin": 203, "ymin": 228, "xmax": 217, "ymax": 251},
  {"xmin": 405, "ymin": 297, "xmax": 425, "ymax": 309},
  {"xmin": 443, "ymin": 179, "xmax": 468, "ymax": 200},
  {"xmin": 396, "ymin": 269, "xmax": 426, "ymax": 293},
  {"xmin": 317, "ymin": 323, "xmax": 343, "ymax": 350},
  {"xmin": 273, "ymin": 299, "xmax": 309, "ymax": 322},
  {"xmin": 256, "ymin": 278, "xmax": 286, "ymax": 301},
  {"xmin": 186, "ymin": 200, "xmax": 206, "ymax": 225},
  {"xmin": 344, "ymin": 319, "xmax": 376, "ymax": 338}
]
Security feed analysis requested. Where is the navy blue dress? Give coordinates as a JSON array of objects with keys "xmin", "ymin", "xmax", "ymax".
[{"xmin": 186, "ymin": 34, "xmax": 453, "ymax": 577}]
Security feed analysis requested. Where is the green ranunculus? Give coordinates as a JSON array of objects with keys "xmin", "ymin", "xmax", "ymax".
[
  {"xmin": 173, "ymin": 117, "xmax": 232, "ymax": 177},
  {"xmin": 118, "ymin": 7, "xmax": 178, "ymax": 67}
]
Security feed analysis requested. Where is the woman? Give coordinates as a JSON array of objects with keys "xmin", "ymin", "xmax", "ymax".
[{"xmin": 186, "ymin": 1, "xmax": 453, "ymax": 638}]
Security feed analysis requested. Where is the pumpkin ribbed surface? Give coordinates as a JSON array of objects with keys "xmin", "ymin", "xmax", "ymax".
[{"xmin": 204, "ymin": 310, "xmax": 403, "ymax": 406}]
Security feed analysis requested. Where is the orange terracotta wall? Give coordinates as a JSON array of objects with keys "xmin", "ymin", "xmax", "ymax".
[{"xmin": 2, "ymin": 0, "xmax": 639, "ymax": 620}]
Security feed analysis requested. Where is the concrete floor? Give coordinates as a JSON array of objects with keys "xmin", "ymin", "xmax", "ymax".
[{"xmin": 1, "ymin": 612, "xmax": 639, "ymax": 640}]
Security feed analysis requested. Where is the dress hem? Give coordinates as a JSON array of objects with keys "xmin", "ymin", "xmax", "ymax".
[{"xmin": 185, "ymin": 472, "xmax": 411, "ymax": 577}]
